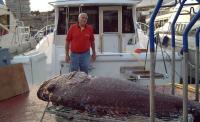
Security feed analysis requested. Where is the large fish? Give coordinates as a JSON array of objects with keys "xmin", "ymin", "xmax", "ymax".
[{"xmin": 37, "ymin": 71, "xmax": 200, "ymax": 121}]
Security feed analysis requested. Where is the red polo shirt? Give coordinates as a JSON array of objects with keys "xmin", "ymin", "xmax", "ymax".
[{"xmin": 66, "ymin": 24, "xmax": 94, "ymax": 53}]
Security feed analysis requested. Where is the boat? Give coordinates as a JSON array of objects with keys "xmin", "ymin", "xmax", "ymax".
[
  {"xmin": 153, "ymin": 0, "xmax": 200, "ymax": 81},
  {"xmin": 154, "ymin": 0, "xmax": 199, "ymax": 50},
  {"xmin": 0, "ymin": 0, "xmax": 198, "ymax": 121},
  {"xmin": 0, "ymin": 0, "xmax": 37, "ymax": 55},
  {"xmin": 9, "ymin": 0, "xmax": 182, "ymax": 86}
]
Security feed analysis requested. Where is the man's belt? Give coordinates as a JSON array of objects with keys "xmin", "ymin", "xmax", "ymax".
[{"xmin": 71, "ymin": 50, "xmax": 89, "ymax": 54}]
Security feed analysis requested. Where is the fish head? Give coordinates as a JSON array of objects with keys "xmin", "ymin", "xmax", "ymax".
[{"xmin": 37, "ymin": 71, "xmax": 91, "ymax": 102}]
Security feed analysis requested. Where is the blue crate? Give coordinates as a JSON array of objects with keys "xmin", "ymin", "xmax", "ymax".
[{"xmin": 0, "ymin": 48, "xmax": 11, "ymax": 67}]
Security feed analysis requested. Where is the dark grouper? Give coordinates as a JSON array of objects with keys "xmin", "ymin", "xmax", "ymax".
[{"xmin": 37, "ymin": 71, "xmax": 200, "ymax": 121}]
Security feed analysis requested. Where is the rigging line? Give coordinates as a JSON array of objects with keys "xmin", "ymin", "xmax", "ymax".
[
  {"xmin": 159, "ymin": 34, "xmax": 168, "ymax": 76},
  {"xmin": 144, "ymin": 38, "xmax": 149, "ymax": 70},
  {"xmin": 154, "ymin": 33, "xmax": 168, "ymax": 76},
  {"xmin": 145, "ymin": 22, "xmax": 170, "ymax": 72},
  {"xmin": 163, "ymin": 50, "xmax": 182, "ymax": 78},
  {"xmin": 155, "ymin": 33, "xmax": 158, "ymax": 70},
  {"xmin": 142, "ymin": 23, "xmax": 150, "ymax": 70}
]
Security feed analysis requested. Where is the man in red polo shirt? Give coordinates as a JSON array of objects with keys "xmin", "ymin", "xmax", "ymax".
[{"xmin": 65, "ymin": 13, "xmax": 96, "ymax": 74}]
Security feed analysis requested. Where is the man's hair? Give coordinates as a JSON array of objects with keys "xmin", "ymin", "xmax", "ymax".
[{"xmin": 78, "ymin": 13, "xmax": 88, "ymax": 19}]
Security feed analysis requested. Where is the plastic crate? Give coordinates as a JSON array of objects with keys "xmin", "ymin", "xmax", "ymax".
[{"xmin": 0, "ymin": 48, "xmax": 11, "ymax": 67}]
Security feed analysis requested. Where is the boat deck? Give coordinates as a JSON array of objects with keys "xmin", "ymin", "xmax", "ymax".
[{"xmin": 0, "ymin": 85, "xmax": 199, "ymax": 122}]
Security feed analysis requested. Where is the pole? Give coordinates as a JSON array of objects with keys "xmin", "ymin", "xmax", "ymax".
[
  {"xmin": 149, "ymin": 0, "xmax": 163, "ymax": 121},
  {"xmin": 182, "ymin": 10, "xmax": 200, "ymax": 122},
  {"xmin": 195, "ymin": 27, "xmax": 200, "ymax": 101},
  {"xmin": 170, "ymin": 0, "xmax": 186, "ymax": 95}
]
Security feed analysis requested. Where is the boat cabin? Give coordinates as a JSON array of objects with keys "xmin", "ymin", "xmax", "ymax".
[
  {"xmin": 10, "ymin": 0, "xmax": 182, "ymax": 85},
  {"xmin": 51, "ymin": 0, "xmax": 142, "ymax": 53}
]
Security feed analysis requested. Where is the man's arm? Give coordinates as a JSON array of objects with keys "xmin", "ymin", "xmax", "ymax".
[
  {"xmin": 91, "ymin": 40, "xmax": 96, "ymax": 62},
  {"xmin": 90, "ymin": 26, "xmax": 96, "ymax": 62},
  {"xmin": 65, "ymin": 40, "xmax": 70, "ymax": 63},
  {"xmin": 91, "ymin": 41, "xmax": 95, "ymax": 54}
]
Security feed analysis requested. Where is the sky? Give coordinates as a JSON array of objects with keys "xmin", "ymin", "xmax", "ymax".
[
  {"xmin": 29, "ymin": 0, "xmax": 54, "ymax": 12},
  {"xmin": 3, "ymin": 0, "xmax": 54, "ymax": 12}
]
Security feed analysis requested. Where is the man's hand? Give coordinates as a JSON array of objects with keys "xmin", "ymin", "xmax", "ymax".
[
  {"xmin": 91, "ymin": 53, "xmax": 96, "ymax": 62},
  {"xmin": 65, "ymin": 54, "xmax": 71, "ymax": 63}
]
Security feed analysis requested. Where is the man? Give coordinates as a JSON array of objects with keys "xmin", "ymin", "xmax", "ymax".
[{"xmin": 65, "ymin": 13, "xmax": 96, "ymax": 74}]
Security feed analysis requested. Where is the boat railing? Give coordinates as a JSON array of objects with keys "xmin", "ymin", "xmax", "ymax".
[
  {"xmin": 16, "ymin": 26, "xmax": 31, "ymax": 41},
  {"xmin": 147, "ymin": 0, "xmax": 193, "ymax": 121},
  {"xmin": 148, "ymin": 1, "xmax": 164, "ymax": 121},
  {"xmin": 33, "ymin": 24, "xmax": 55, "ymax": 43},
  {"xmin": 12, "ymin": 20, "xmax": 31, "ymax": 42}
]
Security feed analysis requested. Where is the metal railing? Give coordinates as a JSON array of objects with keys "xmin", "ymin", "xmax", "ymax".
[
  {"xmin": 149, "ymin": 0, "xmax": 200, "ymax": 121},
  {"xmin": 149, "ymin": 1, "xmax": 164, "ymax": 122},
  {"xmin": 33, "ymin": 24, "xmax": 55, "ymax": 43}
]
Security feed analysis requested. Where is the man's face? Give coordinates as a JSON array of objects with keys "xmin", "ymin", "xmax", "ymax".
[{"xmin": 78, "ymin": 14, "xmax": 88, "ymax": 26}]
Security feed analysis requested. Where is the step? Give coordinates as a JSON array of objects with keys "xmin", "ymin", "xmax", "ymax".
[
  {"xmin": 120, "ymin": 66, "xmax": 145, "ymax": 73},
  {"xmin": 128, "ymin": 70, "xmax": 165, "ymax": 80}
]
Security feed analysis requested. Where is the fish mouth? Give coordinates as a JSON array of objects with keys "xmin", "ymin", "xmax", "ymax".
[{"xmin": 37, "ymin": 78, "xmax": 54, "ymax": 101}]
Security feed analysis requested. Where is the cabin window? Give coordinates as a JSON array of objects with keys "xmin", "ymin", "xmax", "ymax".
[
  {"xmin": 68, "ymin": 7, "xmax": 79, "ymax": 28},
  {"xmin": 82, "ymin": 6, "xmax": 99, "ymax": 34},
  {"xmin": 0, "ymin": 15, "xmax": 9, "ymax": 35},
  {"xmin": 122, "ymin": 7, "xmax": 135, "ymax": 33},
  {"xmin": 0, "ymin": 15, "xmax": 9, "ymax": 28},
  {"xmin": 103, "ymin": 11, "xmax": 118, "ymax": 32},
  {"xmin": 57, "ymin": 7, "xmax": 66, "ymax": 35}
]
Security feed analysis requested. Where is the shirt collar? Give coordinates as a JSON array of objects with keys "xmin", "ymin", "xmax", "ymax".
[{"xmin": 77, "ymin": 22, "xmax": 88, "ymax": 28}]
